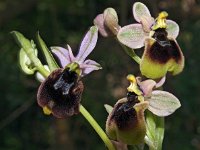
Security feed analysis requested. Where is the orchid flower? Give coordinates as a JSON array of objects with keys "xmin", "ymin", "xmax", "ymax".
[
  {"xmin": 37, "ymin": 26, "xmax": 102, "ymax": 118},
  {"xmin": 117, "ymin": 2, "xmax": 184, "ymax": 79},
  {"xmin": 105, "ymin": 75, "xmax": 180, "ymax": 145}
]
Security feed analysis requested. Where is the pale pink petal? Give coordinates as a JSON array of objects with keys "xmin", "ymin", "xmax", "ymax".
[
  {"xmin": 51, "ymin": 46, "xmax": 72, "ymax": 67},
  {"xmin": 67, "ymin": 45, "xmax": 75, "ymax": 62},
  {"xmin": 137, "ymin": 77, "xmax": 156, "ymax": 97},
  {"xmin": 155, "ymin": 76, "xmax": 166, "ymax": 88},
  {"xmin": 117, "ymin": 24, "xmax": 148, "ymax": 49},
  {"xmin": 76, "ymin": 26, "xmax": 98, "ymax": 63},
  {"xmin": 148, "ymin": 90, "xmax": 181, "ymax": 116},
  {"xmin": 133, "ymin": 2, "xmax": 152, "ymax": 23},
  {"xmin": 140, "ymin": 15, "xmax": 154, "ymax": 32},
  {"xmin": 166, "ymin": 20, "xmax": 179, "ymax": 39},
  {"xmin": 80, "ymin": 59, "xmax": 102, "ymax": 76}
]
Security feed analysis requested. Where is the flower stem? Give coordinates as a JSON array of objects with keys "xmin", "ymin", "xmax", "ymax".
[
  {"xmin": 80, "ymin": 105, "xmax": 116, "ymax": 150},
  {"xmin": 24, "ymin": 48, "xmax": 49, "ymax": 77},
  {"xmin": 120, "ymin": 43, "xmax": 141, "ymax": 64}
]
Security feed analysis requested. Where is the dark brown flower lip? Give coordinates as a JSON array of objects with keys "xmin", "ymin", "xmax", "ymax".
[
  {"xmin": 146, "ymin": 33, "xmax": 182, "ymax": 64},
  {"xmin": 37, "ymin": 68, "xmax": 84, "ymax": 118},
  {"xmin": 147, "ymin": 28, "xmax": 182, "ymax": 64},
  {"xmin": 109, "ymin": 99, "xmax": 138, "ymax": 131}
]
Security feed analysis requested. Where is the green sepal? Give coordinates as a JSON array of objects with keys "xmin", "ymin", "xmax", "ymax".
[{"xmin": 36, "ymin": 32, "xmax": 59, "ymax": 71}]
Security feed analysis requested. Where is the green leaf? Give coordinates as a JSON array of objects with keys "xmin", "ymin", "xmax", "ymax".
[
  {"xmin": 148, "ymin": 90, "xmax": 181, "ymax": 117},
  {"xmin": 104, "ymin": 104, "xmax": 113, "ymax": 114},
  {"xmin": 155, "ymin": 117, "xmax": 164, "ymax": 150},
  {"xmin": 145, "ymin": 111, "xmax": 156, "ymax": 141},
  {"xmin": 145, "ymin": 111, "xmax": 164, "ymax": 150},
  {"xmin": 36, "ymin": 32, "xmax": 59, "ymax": 71}
]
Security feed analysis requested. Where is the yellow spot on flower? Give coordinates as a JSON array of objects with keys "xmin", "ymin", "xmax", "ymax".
[
  {"xmin": 127, "ymin": 74, "xmax": 136, "ymax": 83},
  {"xmin": 152, "ymin": 11, "xmax": 168, "ymax": 30},
  {"xmin": 43, "ymin": 106, "xmax": 52, "ymax": 115},
  {"xmin": 127, "ymin": 74, "xmax": 143, "ymax": 96}
]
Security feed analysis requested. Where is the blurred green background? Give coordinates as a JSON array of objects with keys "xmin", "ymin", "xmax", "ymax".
[{"xmin": 0, "ymin": 0, "xmax": 200, "ymax": 149}]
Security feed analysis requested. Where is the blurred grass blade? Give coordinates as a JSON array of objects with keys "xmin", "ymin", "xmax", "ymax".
[{"xmin": 37, "ymin": 32, "xmax": 59, "ymax": 71}]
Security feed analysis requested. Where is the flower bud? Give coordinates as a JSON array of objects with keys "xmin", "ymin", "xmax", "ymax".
[
  {"xmin": 94, "ymin": 8, "xmax": 120, "ymax": 37},
  {"xmin": 103, "ymin": 8, "xmax": 120, "ymax": 35}
]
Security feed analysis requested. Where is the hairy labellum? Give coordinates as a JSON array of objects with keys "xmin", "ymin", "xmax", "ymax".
[
  {"xmin": 150, "ymin": 28, "xmax": 181, "ymax": 64},
  {"xmin": 140, "ymin": 28, "xmax": 184, "ymax": 79},
  {"xmin": 37, "ymin": 68, "xmax": 84, "ymax": 118},
  {"xmin": 106, "ymin": 98, "xmax": 148, "ymax": 145}
]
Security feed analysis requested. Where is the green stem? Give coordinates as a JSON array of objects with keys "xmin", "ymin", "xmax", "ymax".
[
  {"xmin": 36, "ymin": 65, "xmax": 50, "ymax": 78},
  {"xmin": 24, "ymin": 48, "xmax": 49, "ymax": 77},
  {"xmin": 120, "ymin": 43, "xmax": 141, "ymax": 64},
  {"xmin": 80, "ymin": 105, "xmax": 116, "ymax": 150}
]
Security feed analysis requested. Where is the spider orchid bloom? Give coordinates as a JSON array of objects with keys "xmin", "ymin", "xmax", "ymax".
[
  {"xmin": 37, "ymin": 26, "xmax": 101, "ymax": 118},
  {"xmin": 106, "ymin": 75, "xmax": 180, "ymax": 145},
  {"xmin": 117, "ymin": 2, "xmax": 184, "ymax": 79}
]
